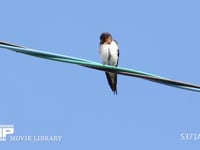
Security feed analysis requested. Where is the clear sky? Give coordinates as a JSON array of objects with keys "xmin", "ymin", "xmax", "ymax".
[{"xmin": 1, "ymin": 0, "xmax": 200, "ymax": 149}]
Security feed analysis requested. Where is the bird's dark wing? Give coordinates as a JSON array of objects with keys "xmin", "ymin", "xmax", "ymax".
[
  {"xmin": 116, "ymin": 48, "xmax": 119, "ymax": 66},
  {"xmin": 105, "ymin": 72, "xmax": 117, "ymax": 94},
  {"xmin": 113, "ymin": 40, "xmax": 120, "ymax": 66}
]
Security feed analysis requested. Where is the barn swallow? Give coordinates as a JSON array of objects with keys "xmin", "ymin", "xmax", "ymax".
[{"xmin": 99, "ymin": 32, "xmax": 119, "ymax": 94}]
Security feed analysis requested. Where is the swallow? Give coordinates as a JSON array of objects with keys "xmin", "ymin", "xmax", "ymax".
[{"xmin": 99, "ymin": 32, "xmax": 119, "ymax": 94}]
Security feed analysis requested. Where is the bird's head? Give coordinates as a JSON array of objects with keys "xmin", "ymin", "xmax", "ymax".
[{"xmin": 100, "ymin": 32, "xmax": 112, "ymax": 44}]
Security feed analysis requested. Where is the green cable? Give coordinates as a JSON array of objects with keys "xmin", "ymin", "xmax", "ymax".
[{"xmin": 1, "ymin": 42, "xmax": 200, "ymax": 92}]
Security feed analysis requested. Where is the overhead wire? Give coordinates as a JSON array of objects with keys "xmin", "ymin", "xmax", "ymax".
[{"xmin": 1, "ymin": 41, "xmax": 200, "ymax": 92}]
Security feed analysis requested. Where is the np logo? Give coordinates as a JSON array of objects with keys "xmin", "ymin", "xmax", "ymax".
[{"xmin": 0, "ymin": 125, "xmax": 14, "ymax": 141}]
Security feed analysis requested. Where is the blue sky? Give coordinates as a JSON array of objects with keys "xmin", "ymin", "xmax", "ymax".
[{"xmin": 1, "ymin": 0, "xmax": 200, "ymax": 149}]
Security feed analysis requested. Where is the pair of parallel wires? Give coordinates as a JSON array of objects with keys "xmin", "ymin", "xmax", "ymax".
[{"xmin": 1, "ymin": 41, "xmax": 200, "ymax": 93}]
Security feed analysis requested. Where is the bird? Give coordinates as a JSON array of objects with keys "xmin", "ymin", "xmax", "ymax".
[{"xmin": 99, "ymin": 32, "xmax": 120, "ymax": 94}]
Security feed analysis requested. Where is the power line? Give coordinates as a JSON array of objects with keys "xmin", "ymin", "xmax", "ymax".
[{"xmin": 1, "ymin": 41, "xmax": 200, "ymax": 92}]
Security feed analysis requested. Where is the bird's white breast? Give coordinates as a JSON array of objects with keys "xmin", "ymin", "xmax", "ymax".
[{"xmin": 99, "ymin": 41, "xmax": 119, "ymax": 66}]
